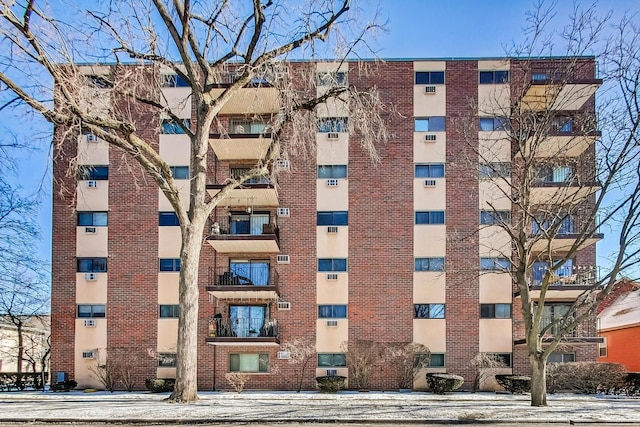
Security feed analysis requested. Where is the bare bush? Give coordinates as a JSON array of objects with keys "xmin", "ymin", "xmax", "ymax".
[
  {"xmin": 225, "ymin": 372, "xmax": 250, "ymax": 393},
  {"xmin": 546, "ymin": 362, "xmax": 627, "ymax": 394},
  {"xmin": 384, "ymin": 342, "xmax": 430, "ymax": 390},
  {"xmin": 343, "ymin": 340, "xmax": 379, "ymax": 391},
  {"xmin": 470, "ymin": 353, "xmax": 508, "ymax": 392},
  {"xmin": 279, "ymin": 338, "xmax": 316, "ymax": 392}
]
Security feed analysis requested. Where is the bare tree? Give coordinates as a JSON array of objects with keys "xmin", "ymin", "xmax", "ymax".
[
  {"xmin": 0, "ymin": 0, "xmax": 387, "ymax": 402},
  {"xmin": 383, "ymin": 342, "xmax": 430, "ymax": 390},
  {"xmin": 462, "ymin": 2, "xmax": 640, "ymax": 406},
  {"xmin": 279, "ymin": 338, "xmax": 316, "ymax": 392},
  {"xmin": 470, "ymin": 353, "xmax": 507, "ymax": 393}
]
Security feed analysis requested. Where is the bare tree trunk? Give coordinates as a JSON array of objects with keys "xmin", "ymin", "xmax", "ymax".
[
  {"xmin": 169, "ymin": 218, "xmax": 206, "ymax": 402},
  {"xmin": 530, "ymin": 354, "xmax": 547, "ymax": 407}
]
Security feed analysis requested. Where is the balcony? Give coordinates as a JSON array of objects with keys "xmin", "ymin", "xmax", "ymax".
[
  {"xmin": 530, "ymin": 179, "xmax": 600, "ymax": 206},
  {"xmin": 529, "ymin": 218, "xmax": 603, "ymax": 255},
  {"xmin": 206, "ymin": 317, "xmax": 279, "ymax": 346},
  {"xmin": 514, "ymin": 316, "xmax": 602, "ymax": 345},
  {"xmin": 206, "ymin": 266, "xmax": 279, "ymax": 300},
  {"xmin": 209, "ymin": 133, "xmax": 275, "ymax": 161},
  {"xmin": 520, "ymin": 71, "xmax": 602, "ymax": 112},
  {"xmin": 206, "ymin": 174, "xmax": 278, "ymax": 207},
  {"xmin": 210, "ymin": 83, "xmax": 279, "ymax": 115},
  {"xmin": 206, "ymin": 216, "xmax": 280, "ymax": 253},
  {"xmin": 526, "ymin": 129, "xmax": 600, "ymax": 158},
  {"xmin": 525, "ymin": 265, "xmax": 598, "ymax": 300}
]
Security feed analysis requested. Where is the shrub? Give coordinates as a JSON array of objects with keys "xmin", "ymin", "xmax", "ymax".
[
  {"xmin": 495, "ymin": 375, "xmax": 531, "ymax": 393},
  {"xmin": 546, "ymin": 362, "xmax": 626, "ymax": 394},
  {"xmin": 225, "ymin": 372, "xmax": 250, "ymax": 393},
  {"xmin": 145, "ymin": 378, "xmax": 175, "ymax": 393},
  {"xmin": 623, "ymin": 373, "xmax": 640, "ymax": 396},
  {"xmin": 384, "ymin": 342, "xmax": 431, "ymax": 390},
  {"xmin": 50, "ymin": 379, "xmax": 77, "ymax": 392},
  {"xmin": 316, "ymin": 376, "xmax": 346, "ymax": 393},
  {"xmin": 426, "ymin": 373, "xmax": 464, "ymax": 394}
]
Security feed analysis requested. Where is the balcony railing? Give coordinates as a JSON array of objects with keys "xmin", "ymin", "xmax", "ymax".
[
  {"xmin": 209, "ymin": 216, "xmax": 279, "ymax": 239},
  {"xmin": 207, "ymin": 318, "xmax": 279, "ymax": 344},
  {"xmin": 532, "ymin": 265, "xmax": 598, "ymax": 287},
  {"xmin": 539, "ymin": 316, "xmax": 598, "ymax": 339},
  {"xmin": 208, "ymin": 265, "xmax": 278, "ymax": 287}
]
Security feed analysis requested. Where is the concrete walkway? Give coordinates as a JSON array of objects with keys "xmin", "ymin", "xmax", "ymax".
[{"xmin": 0, "ymin": 391, "xmax": 639, "ymax": 424}]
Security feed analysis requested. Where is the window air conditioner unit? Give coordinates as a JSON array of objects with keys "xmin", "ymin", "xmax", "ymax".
[
  {"xmin": 276, "ymin": 159, "xmax": 290, "ymax": 170},
  {"xmin": 85, "ymin": 227, "xmax": 97, "ymax": 234},
  {"xmin": 425, "ymin": 134, "xmax": 437, "ymax": 142},
  {"xmin": 277, "ymin": 207, "xmax": 290, "ymax": 217},
  {"xmin": 277, "ymin": 301, "xmax": 291, "ymax": 311},
  {"xmin": 326, "ymin": 369, "xmax": 338, "ymax": 377},
  {"xmin": 84, "ymin": 273, "xmax": 97, "ymax": 281},
  {"xmin": 424, "ymin": 85, "xmax": 437, "ymax": 94},
  {"xmin": 84, "ymin": 319, "xmax": 97, "ymax": 327},
  {"xmin": 326, "ymin": 273, "xmax": 339, "ymax": 280},
  {"xmin": 327, "ymin": 226, "xmax": 339, "ymax": 234},
  {"xmin": 277, "ymin": 351, "xmax": 291, "ymax": 360},
  {"xmin": 277, "ymin": 255, "xmax": 290, "ymax": 264},
  {"xmin": 424, "ymin": 179, "xmax": 437, "ymax": 187},
  {"xmin": 86, "ymin": 133, "xmax": 97, "ymax": 142},
  {"xmin": 82, "ymin": 350, "xmax": 96, "ymax": 359},
  {"xmin": 327, "ymin": 132, "xmax": 340, "ymax": 140},
  {"xmin": 326, "ymin": 179, "xmax": 339, "ymax": 187},
  {"xmin": 86, "ymin": 180, "xmax": 98, "ymax": 188},
  {"xmin": 326, "ymin": 320, "xmax": 338, "ymax": 327}
]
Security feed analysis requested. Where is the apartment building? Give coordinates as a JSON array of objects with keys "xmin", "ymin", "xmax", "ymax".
[{"xmin": 51, "ymin": 57, "xmax": 603, "ymax": 390}]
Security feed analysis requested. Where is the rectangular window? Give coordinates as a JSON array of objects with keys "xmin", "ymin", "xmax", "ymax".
[
  {"xmin": 415, "ymin": 164, "xmax": 445, "ymax": 178},
  {"xmin": 415, "ymin": 117, "xmax": 446, "ymax": 132},
  {"xmin": 159, "ymin": 212, "xmax": 180, "ymax": 226},
  {"xmin": 317, "ymin": 211, "xmax": 348, "ymax": 226},
  {"xmin": 170, "ymin": 166, "xmax": 189, "ymax": 180},
  {"xmin": 317, "ymin": 353, "xmax": 347, "ymax": 367},
  {"xmin": 160, "ymin": 74, "xmax": 188, "ymax": 87},
  {"xmin": 229, "ymin": 260, "xmax": 270, "ymax": 286},
  {"xmin": 479, "ymin": 70, "xmax": 509, "ymax": 84},
  {"xmin": 158, "ymin": 353, "xmax": 177, "ymax": 367},
  {"xmin": 480, "ymin": 257, "xmax": 511, "ymax": 271},
  {"xmin": 78, "ymin": 165, "xmax": 108, "ymax": 180},
  {"xmin": 480, "ymin": 210, "xmax": 511, "ymax": 225},
  {"xmin": 318, "ymin": 258, "xmax": 347, "ymax": 272},
  {"xmin": 414, "ymin": 258, "xmax": 445, "ymax": 272},
  {"xmin": 229, "ymin": 353, "xmax": 269, "ymax": 372},
  {"xmin": 159, "ymin": 258, "xmax": 181, "ymax": 272},
  {"xmin": 318, "ymin": 305, "xmax": 347, "ymax": 318},
  {"xmin": 159, "ymin": 304, "xmax": 180, "ymax": 318},
  {"xmin": 77, "ymin": 212, "xmax": 108, "ymax": 226},
  {"xmin": 534, "ymin": 165, "xmax": 574, "ymax": 183},
  {"xmin": 479, "ymin": 117, "xmax": 510, "ymax": 131},
  {"xmin": 415, "ymin": 71, "xmax": 445, "ymax": 85},
  {"xmin": 161, "ymin": 119, "xmax": 191, "ymax": 134},
  {"xmin": 317, "ymin": 165, "xmax": 347, "ymax": 179},
  {"xmin": 487, "ymin": 353, "xmax": 512, "ymax": 367},
  {"xmin": 317, "ymin": 71, "xmax": 348, "ymax": 87},
  {"xmin": 87, "ymin": 75, "xmax": 113, "ymax": 89},
  {"xmin": 532, "ymin": 216, "xmax": 574, "ymax": 235},
  {"xmin": 77, "ymin": 304, "xmax": 106, "ymax": 318},
  {"xmin": 230, "ymin": 119, "xmax": 269, "ymax": 134},
  {"xmin": 479, "ymin": 162, "xmax": 511, "ymax": 179},
  {"xmin": 547, "ymin": 352, "xmax": 575, "ymax": 364},
  {"xmin": 480, "ymin": 303, "xmax": 512, "ymax": 319},
  {"xmin": 317, "ymin": 117, "xmax": 348, "ymax": 133},
  {"xmin": 414, "ymin": 304, "xmax": 445, "ymax": 319},
  {"xmin": 77, "ymin": 258, "xmax": 107, "ymax": 273},
  {"xmin": 428, "ymin": 353, "xmax": 445, "ymax": 367},
  {"xmin": 415, "ymin": 211, "xmax": 445, "ymax": 225},
  {"xmin": 230, "ymin": 167, "xmax": 270, "ymax": 185}
]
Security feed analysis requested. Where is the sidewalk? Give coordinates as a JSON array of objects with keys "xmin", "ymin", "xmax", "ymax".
[{"xmin": 0, "ymin": 390, "xmax": 639, "ymax": 424}]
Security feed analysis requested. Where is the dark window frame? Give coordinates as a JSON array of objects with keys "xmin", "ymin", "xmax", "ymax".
[
  {"xmin": 161, "ymin": 119, "xmax": 191, "ymax": 134},
  {"xmin": 414, "ymin": 257, "xmax": 445, "ymax": 272},
  {"xmin": 415, "ymin": 164, "xmax": 445, "ymax": 178},
  {"xmin": 415, "ymin": 71, "xmax": 445, "ymax": 85},
  {"xmin": 159, "ymin": 258, "xmax": 181, "ymax": 272},
  {"xmin": 78, "ymin": 165, "xmax": 109, "ymax": 181},
  {"xmin": 77, "ymin": 212, "xmax": 108, "ymax": 226},
  {"xmin": 317, "ymin": 211, "xmax": 348, "ymax": 226},
  {"xmin": 317, "ymin": 165, "xmax": 348, "ymax": 179},
  {"xmin": 479, "ymin": 70, "xmax": 509, "ymax": 84},
  {"xmin": 317, "ymin": 353, "xmax": 347, "ymax": 367},
  {"xmin": 414, "ymin": 117, "xmax": 446, "ymax": 132},
  {"xmin": 318, "ymin": 258, "xmax": 347, "ymax": 272},
  {"xmin": 480, "ymin": 303, "xmax": 512, "ymax": 319},
  {"xmin": 480, "ymin": 257, "xmax": 511, "ymax": 271},
  {"xmin": 159, "ymin": 212, "xmax": 180, "ymax": 226},
  {"xmin": 159, "ymin": 304, "xmax": 180, "ymax": 318},
  {"xmin": 229, "ymin": 353, "xmax": 269, "ymax": 372},
  {"xmin": 77, "ymin": 257, "xmax": 107, "ymax": 273},
  {"xmin": 318, "ymin": 304, "xmax": 347, "ymax": 318},
  {"xmin": 77, "ymin": 304, "xmax": 106, "ymax": 318},
  {"xmin": 480, "ymin": 210, "xmax": 511, "ymax": 225},
  {"xmin": 169, "ymin": 166, "xmax": 190, "ymax": 180},
  {"xmin": 415, "ymin": 211, "xmax": 445, "ymax": 225},
  {"xmin": 414, "ymin": 303, "xmax": 446, "ymax": 319}
]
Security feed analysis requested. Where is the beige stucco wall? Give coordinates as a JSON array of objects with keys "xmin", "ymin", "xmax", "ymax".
[
  {"xmin": 74, "ymin": 320, "xmax": 107, "ymax": 389},
  {"xmin": 479, "ymin": 273, "xmax": 513, "ymax": 303},
  {"xmin": 157, "ymin": 367, "xmax": 177, "ymax": 379},
  {"xmin": 478, "ymin": 84, "xmax": 510, "ymax": 115},
  {"xmin": 414, "ymin": 226, "xmax": 446, "ymax": 257},
  {"xmin": 76, "ymin": 226, "xmax": 108, "ymax": 257},
  {"xmin": 316, "ymin": 97, "xmax": 349, "ymax": 117},
  {"xmin": 159, "ymin": 135, "xmax": 191, "ymax": 165},
  {"xmin": 414, "ymin": 179, "xmax": 446, "ymax": 210},
  {"xmin": 157, "ymin": 319, "xmax": 178, "ymax": 351},
  {"xmin": 76, "ymin": 273, "xmax": 108, "ymax": 303},
  {"xmin": 478, "ymin": 132, "xmax": 511, "ymax": 162},
  {"xmin": 160, "ymin": 87, "xmax": 192, "ymax": 119},
  {"xmin": 479, "ymin": 319, "xmax": 513, "ymax": 352},
  {"xmin": 158, "ymin": 279, "xmax": 179, "ymax": 305},
  {"xmin": 316, "ymin": 277, "xmax": 348, "ymax": 304},
  {"xmin": 77, "ymin": 137, "xmax": 109, "ymax": 165},
  {"xmin": 317, "ymin": 137, "xmax": 349, "ymax": 164},
  {"xmin": 77, "ymin": 181, "xmax": 109, "ymax": 211},
  {"xmin": 479, "ymin": 180, "xmax": 511, "ymax": 210},
  {"xmin": 316, "ymin": 180, "xmax": 348, "ymax": 210},
  {"xmin": 317, "ymin": 226, "xmax": 348, "ymax": 258},
  {"xmin": 158, "ymin": 227, "xmax": 181, "ymax": 258},
  {"xmin": 316, "ymin": 319, "xmax": 348, "ymax": 352},
  {"xmin": 413, "ymin": 272, "xmax": 446, "ymax": 302},
  {"xmin": 413, "ymin": 61, "xmax": 446, "ymax": 117},
  {"xmin": 413, "ymin": 319, "xmax": 446, "ymax": 352},
  {"xmin": 479, "ymin": 226, "xmax": 512, "ymax": 257},
  {"xmin": 158, "ymin": 182, "xmax": 190, "ymax": 211},
  {"xmin": 414, "ymin": 133, "xmax": 446, "ymax": 163}
]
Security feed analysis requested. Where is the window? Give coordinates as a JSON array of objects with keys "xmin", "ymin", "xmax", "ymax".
[
  {"xmin": 77, "ymin": 258, "xmax": 107, "ymax": 272},
  {"xmin": 159, "ymin": 212, "xmax": 180, "ymax": 226},
  {"xmin": 230, "ymin": 119, "xmax": 268, "ymax": 134},
  {"xmin": 415, "ymin": 117, "xmax": 446, "ymax": 132},
  {"xmin": 230, "ymin": 167, "xmax": 270, "ymax": 185},
  {"xmin": 317, "ymin": 71, "xmax": 348, "ymax": 86},
  {"xmin": 480, "ymin": 304, "xmax": 512, "ymax": 319},
  {"xmin": 427, "ymin": 353, "xmax": 445, "ymax": 367},
  {"xmin": 159, "ymin": 304, "xmax": 180, "ymax": 318},
  {"xmin": 547, "ymin": 352, "xmax": 575, "ymax": 364},
  {"xmin": 479, "ymin": 70, "xmax": 509, "ymax": 84},
  {"xmin": 480, "ymin": 258, "xmax": 510, "ymax": 271},
  {"xmin": 415, "ymin": 211, "xmax": 445, "ymax": 225},
  {"xmin": 488, "ymin": 353, "xmax": 512, "ymax": 367},
  {"xmin": 318, "ymin": 258, "xmax": 347, "ymax": 272},
  {"xmin": 78, "ymin": 165, "xmax": 108, "ymax": 180},
  {"xmin": 414, "ymin": 258, "xmax": 445, "ymax": 272},
  {"xmin": 480, "ymin": 210, "xmax": 511, "ymax": 225},
  {"xmin": 229, "ymin": 213, "xmax": 269, "ymax": 235},
  {"xmin": 532, "ymin": 259, "xmax": 574, "ymax": 286},
  {"xmin": 479, "ymin": 117, "xmax": 510, "ymax": 131},
  {"xmin": 161, "ymin": 119, "xmax": 191, "ymax": 134},
  {"xmin": 318, "ymin": 305, "xmax": 347, "ymax": 318},
  {"xmin": 77, "ymin": 304, "xmax": 106, "ymax": 318},
  {"xmin": 415, "ymin": 164, "xmax": 445, "ymax": 178},
  {"xmin": 170, "ymin": 166, "xmax": 189, "ymax": 179},
  {"xmin": 534, "ymin": 165, "xmax": 573, "ymax": 183},
  {"xmin": 317, "ymin": 117, "xmax": 348, "ymax": 133},
  {"xmin": 158, "ymin": 353, "xmax": 177, "ymax": 367},
  {"xmin": 318, "ymin": 353, "xmax": 347, "ymax": 367},
  {"xmin": 160, "ymin": 74, "xmax": 188, "ymax": 88},
  {"xmin": 414, "ymin": 304, "xmax": 445, "ymax": 319},
  {"xmin": 551, "ymin": 117, "xmax": 574, "ymax": 133},
  {"xmin": 229, "ymin": 353, "xmax": 269, "ymax": 372},
  {"xmin": 317, "ymin": 211, "xmax": 348, "ymax": 226},
  {"xmin": 532, "ymin": 216, "xmax": 574, "ymax": 235},
  {"xmin": 479, "ymin": 162, "xmax": 511, "ymax": 179},
  {"xmin": 317, "ymin": 165, "xmax": 347, "ymax": 179},
  {"xmin": 159, "ymin": 258, "xmax": 181, "ymax": 272},
  {"xmin": 77, "ymin": 212, "xmax": 108, "ymax": 226},
  {"xmin": 415, "ymin": 71, "xmax": 445, "ymax": 85},
  {"xmin": 87, "ymin": 75, "xmax": 113, "ymax": 89},
  {"xmin": 230, "ymin": 260, "xmax": 270, "ymax": 286}
]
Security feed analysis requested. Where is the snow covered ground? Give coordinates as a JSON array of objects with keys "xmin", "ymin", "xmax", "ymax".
[{"xmin": 0, "ymin": 390, "xmax": 639, "ymax": 424}]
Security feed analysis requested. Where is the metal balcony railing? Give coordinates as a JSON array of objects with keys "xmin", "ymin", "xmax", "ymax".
[
  {"xmin": 208, "ymin": 265, "xmax": 279, "ymax": 288},
  {"xmin": 209, "ymin": 216, "xmax": 279, "ymax": 238},
  {"xmin": 539, "ymin": 316, "xmax": 598, "ymax": 338},
  {"xmin": 208, "ymin": 317, "xmax": 278, "ymax": 339},
  {"xmin": 532, "ymin": 265, "xmax": 598, "ymax": 287}
]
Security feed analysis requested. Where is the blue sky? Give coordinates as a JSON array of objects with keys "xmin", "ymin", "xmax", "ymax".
[{"xmin": 8, "ymin": 0, "xmax": 638, "ymax": 271}]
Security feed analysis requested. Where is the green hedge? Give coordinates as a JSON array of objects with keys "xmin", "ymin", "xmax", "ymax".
[{"xmin": 316, "ymin": 376, "xmax": 346, "ymax": 393}]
